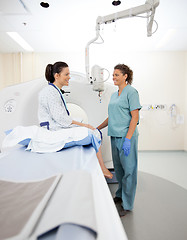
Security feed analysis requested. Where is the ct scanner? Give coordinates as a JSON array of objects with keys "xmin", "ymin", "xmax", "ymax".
[
  {"xmin": 0, "ymin": 71, "xmax": 117, "ymax": 168},
  {"xmin": 0, "ymin": 72, "xmax": 127, "ymax": 240}
]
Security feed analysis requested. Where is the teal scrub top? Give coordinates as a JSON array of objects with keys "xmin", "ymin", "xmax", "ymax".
[{"xmin": 108, "ymin": 85, "xmax": 141, "ymax": 137}]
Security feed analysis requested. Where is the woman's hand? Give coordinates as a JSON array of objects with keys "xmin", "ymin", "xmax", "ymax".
[
  {"xmin": 122, "ymin": 138, "xmax": 131, "ymax": 156},
  {"xmin": 83, "ymin": 124, "xmax": 96, "ymax": 130},
  {"xmin": 72, "ymin": 120, "xmax": 95, "ymax": 130},
  {"xmin": 97, "ymin": 118, "xmax": 108, "ymax": 130}
]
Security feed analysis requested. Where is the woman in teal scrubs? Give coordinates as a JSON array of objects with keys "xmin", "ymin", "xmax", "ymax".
[{"xmin": 98, "ymin": 64, "xmax": 141, "ymax": 216}]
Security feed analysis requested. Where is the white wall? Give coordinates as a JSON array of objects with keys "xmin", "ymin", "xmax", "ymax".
[
  {"xmin": 0, "ymin": 54, "xmax": 4, "ymax": 90},
  {"xmin": 0, "ymin": 51, "xmax": 186, "ymax": 151},
  {"xmin": 184, "ymin": 52, "xmax": 187, "ymax": 151},
  {"xmin": 0, "ymin": 52, "xmax": 85, "ymax": 89},
  {"xmin": 0, "ymin": 53, "xmax": 22, "ymax": 89},
  {"xmin": 131, "ymin": 52, "xmax": 185, "ymax": 150}
]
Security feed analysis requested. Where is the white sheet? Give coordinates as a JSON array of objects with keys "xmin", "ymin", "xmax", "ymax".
[
  {"xmin": 2, "ymin": 125, "xmax": 88, "ymax": 153},
  {"xmin": 0, "ymin": 146, "xmax": 128, "ymax": 240}
]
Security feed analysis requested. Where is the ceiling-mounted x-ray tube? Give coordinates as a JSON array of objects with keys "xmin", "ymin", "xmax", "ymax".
[{"xmin": 85, "ymin": 0, "xmax": 160, "ymax": 83}]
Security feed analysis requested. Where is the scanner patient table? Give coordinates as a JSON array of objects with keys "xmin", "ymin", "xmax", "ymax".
[{"xmin": 0, "ymin": 145, "xmax": 128, "ymax": 240}]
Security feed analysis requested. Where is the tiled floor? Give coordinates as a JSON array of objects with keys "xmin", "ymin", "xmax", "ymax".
[{"xmin": 108, "ymin": 151, "xmax": 187, "ymax": 240}]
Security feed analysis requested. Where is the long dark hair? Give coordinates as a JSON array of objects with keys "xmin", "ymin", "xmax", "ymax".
[
  {"xmin": 45, "ymin": 61, "xmax": 68, "ymax": 83},
  {"xmin": 114, "ymin": 64, "xmax": 133, "ymax": 85}
]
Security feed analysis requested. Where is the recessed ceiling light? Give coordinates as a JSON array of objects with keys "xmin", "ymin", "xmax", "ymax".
[
  {"xmin": 112, "ymin": 1, "xmax": 121, "ymax": 6},
  {"xmin": 40, "ymin": 2, "xmax": 50, "ymax": 8}
]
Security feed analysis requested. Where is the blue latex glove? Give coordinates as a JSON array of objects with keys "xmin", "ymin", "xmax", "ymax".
[{"xmin": 122, "ymin": 138, "xmax": 131, "ymax": 156}]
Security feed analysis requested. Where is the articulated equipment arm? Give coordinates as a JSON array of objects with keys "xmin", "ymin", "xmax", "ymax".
[{"xmin": 85, "ymin": 0, "xmax": 159, "ymax": 86}]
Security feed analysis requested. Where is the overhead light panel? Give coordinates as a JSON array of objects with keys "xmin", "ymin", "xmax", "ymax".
[{"xmin": 6, "ymin": 32, "xmax": 34, "ymax": 51}]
